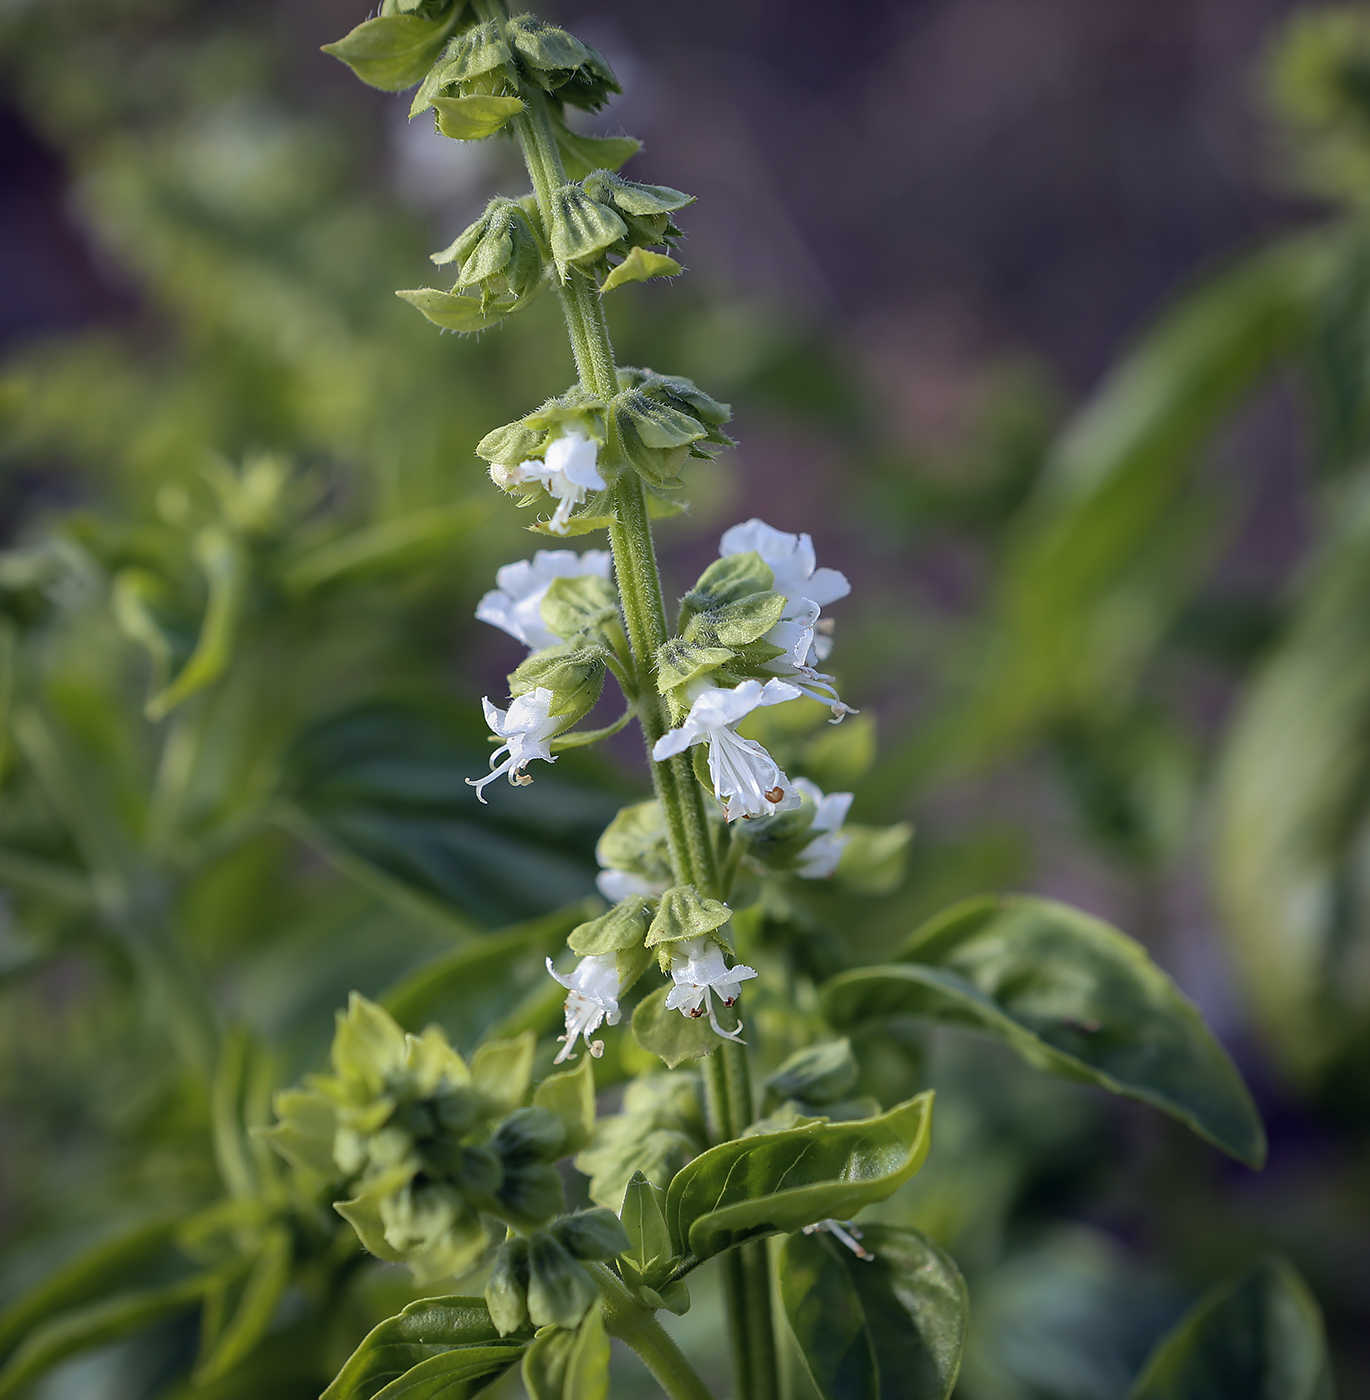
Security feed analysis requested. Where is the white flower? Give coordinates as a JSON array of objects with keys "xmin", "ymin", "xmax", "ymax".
[
  {"xmin": 595, "ymin": 868, "xmax": 669, "ymax": 902},
  {"xmin": 652, "ymin": 678, "xmax": 802, "ymax": 821},
  {"xmin": 718, "ymin": 518, "xmax": 855, "ymax": 719},
  {"xmin": 792, "ymin": 777, "xmax": 854, "ymax": 879},
  {"xmin": 546, "ymin": 953, "xmax": 622, "ymax": 1063},
  {"xmin": 495, "ymin": 430, "xmax": 606, "ymax": 534},
  {"xmin": 719, "ymin": 518, "xmax": 850, "ymax": 616},
  {"xmin": 664, "ymin": 936, "xmax": 757, "ymax": 1043},
  {"xmin": 466, "ymin": 687, "xmax": 562, "ymax": 803},
  {"xmin": 475, "ymin": 548, "xmax": 612, "ymax": 651},
  {"xmin": 802, "ymin": 1219, "xmax": 873, "ymax": 1260}
]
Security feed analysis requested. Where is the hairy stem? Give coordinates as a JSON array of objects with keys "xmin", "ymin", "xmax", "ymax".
[
  {"xmin": 589, "ymin": 1263, "xmax": 716, "ymax": 1400},
  {"xmin": 497, "ymin": 24, "xmax": 775, "ymax": 1399}
]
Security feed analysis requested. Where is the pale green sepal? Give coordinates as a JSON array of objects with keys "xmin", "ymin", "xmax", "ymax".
[
  {"xmin": 334, "ymin": 1193, "xmax": 406, "ymax": 1264},
  {"xmin": 836, "ymin": 822, "xmax": 914, "ymax": 894},
  {"xmin": 641, "ymin": 1281, "xmax": 691, "ymax": 1314},
  {"xmin": 332, "ymin": 992, "xmax": 412, "ymax": 1089},
  {"xmin": 255, "ymin": 1087, "xmax": 338, "ymax": 1178},
  {"xmin": 679, "ymin": 552, "xmax": 774, "ymax": 623},
  {"xmin": 617, "ymin": 367, "xmax": 732, "ymax": 431},
  {"xmin": 529, "ymin": 513, "xmax": 617, "ymax": 538},
  {"xmin": 568, "ymin": 895, "xmax": 656, "ymax": 956},
  {"xmin": 322, "ymin": 9, "xmax": 459, "ymax": 92},
  {"xmin": 684, "ymin": 591, "xmax": 786, "ymax": 649},
  {"xmin": 596, "ymin": 801, "xmax": 672, "ymax": 886},
  {"xmin": 432, "ymin": 94, "xmax": 526, "ymax": 139},
  {"xmin": 506, "ymin": 16, "xmax": 589, "ymax": 72},
  {"xmin": 485, "ymin": 1238, "xmax": 531, "ymax": 1336},
  {"xmin": 470, "ymin": 1031, "xmax": 536, "ymax": 1114},
  {"xmin": 610, "ymin": 389, "xmax": 709, "ymax": 485},
  {"xmin": 557, "ymin": 127, "xmax": 642, "ymax": 181},
  {"xmin": 396, "ymin": 288, "xmax": 514, "ymax": 332},
  {"xmin": 478, "ymin": 420, "xmax": 546, "ymax": 466},
  {"xmin": 539, "ymin": 574, "xmax": 620, "ymax": 640},
  {"xmin": 437, "ymin": 18, "xmax": 511, "ymax": 87},
  {"xmin": 582, "ymin": 170, "xmax": 694, "ymax": 216},
  {"xmin": 601, "ymin": 247, "xmax": 681, "ymax": 294},
  {"xmin": 508, "ymin": 643, "xmax": 608, "ymax": 730},
  {"xmin": 548, "ymin": 185, "xmax": 627, "ymax": 280},
  {"xmin": 531, "ymin": 1054, "xmax": 596, "ymax": 1156},
  {"xmin": 655, "ymin": 639, "xmax": 736, "ymax": 694},
  {"xmin": 645, "ymin": 885, "xmax": 732, "ymax": 949}
]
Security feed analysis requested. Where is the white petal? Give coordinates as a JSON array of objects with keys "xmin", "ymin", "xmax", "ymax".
[
  {"xmin": 545, "ymin": 430, "xmax": 606, "ymax": 491},
  {"xmin": 596, "ymin": 869, "xmax": 667, "ymax": 901},
  {"xmin": 802, "ymin": 568, "xmax": 851, "ymax": 608}
]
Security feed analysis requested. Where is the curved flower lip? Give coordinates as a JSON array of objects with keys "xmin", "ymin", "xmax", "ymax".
[
  {"xmin": 475, "ymin": 547, "xmax": 611, "ymax": 651},
  {"xmin": 510, "ymin": 430, "xmax": 607, "ymax": 534},
  {"xmin": 466, "ymin": 687, "xmax": 562, "ymax": 803},
  {"xmin": 547, "ymin": 952, "xmax": 622, "ymax": 1063},
  {"xmin": 652, "ymin": 679, "xmax": 802, "ymax": 822},
  {"xmin": 792, "ymin": 776, "xmax": 853, "ymax": 879},
  {"xmin": 719, "ymin": 518, "xmax": 850, "ymax": 612},
  {"xmin": 664, "ymin": 935, "xmax": 757, "ymax": 1043}
]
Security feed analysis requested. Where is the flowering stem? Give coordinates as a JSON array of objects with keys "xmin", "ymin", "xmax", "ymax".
[
  {"xmin": 588, "ymin": 1263, "xmax": 715, "ymax": 1400},
  {"xmin": 494, "ymin": 23, "xmax": 775, "ymax": 1398}
]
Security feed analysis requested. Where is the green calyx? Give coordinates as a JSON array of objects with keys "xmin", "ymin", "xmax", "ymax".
[
  {"xmin": 646, "ymin": 885, "xmax": 733, "ymax": 957},
  {"xmin": 569, "ymin": 894, "xmax": 657, "ymax": 956},
  {"xmin": 259, "ymin": 997, "xmax": 595, "ymax": 1284},
  {"xmin": 582, "ymin": 170, "xmax": 694, "ymax": 251},
  {"xmin": 506, "ymin": 15, "xmax": 620, "ymax": 111},
  {"xmin": 477, "ymin": 389, "xmax": 605, "ymax": 468},
  {"xmin": 596, "ymin": 800, "xmax": 675, "ymax": 892},
  {"xmin": 509, "ymin": 642, "xmax": 609, "ymax": 731}
]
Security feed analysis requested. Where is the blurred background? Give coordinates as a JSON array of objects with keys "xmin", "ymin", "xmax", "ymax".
[{"xmin": 3, "ymin": 0, "xmax": 1370, "ymax": 1396}]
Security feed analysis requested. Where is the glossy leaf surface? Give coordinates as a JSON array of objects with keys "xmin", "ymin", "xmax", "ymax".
[
  {"xmin": 1127, "ymin": 1256, "xmax": 1331, "ymax": 1400},
  {"xmin": 781, "ymin": 1224, "xmax": 967, "ymax": 1400},
  {"xmin": 822, "ymin": 896, "xmax": 1264, "ymax": 1166},
  {"xmin": 666, "ymin": 1093, "xmax": 933, "ymax": 1262}
]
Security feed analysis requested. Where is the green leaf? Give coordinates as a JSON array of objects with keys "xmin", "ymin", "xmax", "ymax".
[
  {"xmin": 631, "ymin": 985, "xmax": 735, "ymax": 1069},
  {"xmin": 431, "ymin": 94, "xmax": 526, "ymax": 140},
  {"xmin": 281, "ymin": 700, "xmax": 621, "ymax": 930},
  {"xmin": 322, "ymin": 11, "xmax": 458, "ymax": 92},
  {"xmin": 1212, "ymin": 491, "xmax": 1370, "ymax": 1073},
  {"xmin": 321, "ymin": 1295, "xmax": 518, "ymax": 1400},
  {"xmin": 396, "ymin": 288, "xmax": 513, "ymax": 333},
  {"xmin": 532, "ymin": 1052, "xmax": 596, "ymax": 1156},
  {"xmin": 821, "ymin": 896, "xmax": 1265, "ymax": 1167},
  {"xmin": 601, "ymin": 247, "xmax": 682, "ymax": 294},
  {"xmin": 554, "ymin": 128, "xmax": 642, "ymax": 182},
  {"xmin": 0, "ymin": 1216, "xmax": 181, "ymax": 1362},
  {"xmin": 619, "ymin": 1172, "xmax": 675, "ymax": 1284},
  {"xmin": 194, "ymin": 1227, "xmax": 292, "ymax": 1384},
  {"xmin": 666, "ymin": 1092, "xmax": 934, "ymax": 1262},
  {"xmin": 145, "ymin": 527, "xmax": 245, "ymax": 721},
  {"xmin": 1126, "ymin": 1256, "xmax": 1332, "ymax": 1400},
  {"xmin": 780, "ymin": 1224, "xmax": 968, "ymax": 1400},
  {"xmin": 764, "ymin": 1039, "xmax": 860, "ymax": 1110},
  {"xmin": 521, "ymin": 1306, "xmax": 609, "ymax": 1400},
  {"xmin": 0, "ymin": 1274, "xmax": 211, "ymax": 1398},
  {"xmin": 371, "ymin": 1347, "xmax": 527, "ymax": 1400}
]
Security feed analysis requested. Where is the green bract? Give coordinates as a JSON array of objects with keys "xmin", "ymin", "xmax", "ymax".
[{"xmin": 323, "ymin": 3, "xmax": 465, "ymax": 92}]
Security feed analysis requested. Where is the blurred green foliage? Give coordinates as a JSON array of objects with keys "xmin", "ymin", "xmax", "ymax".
[{"xmin": 0, "ymin": 0, "xmax": 1368, "ymax": 1396}]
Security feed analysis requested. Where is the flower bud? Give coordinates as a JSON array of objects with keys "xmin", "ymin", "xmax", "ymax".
[
  {"xmin": 581, "ymin": 170, "xmax": 694, "ymax": 251},
  {"xmin": 548, "ymin": 184, "xmax": 627, "ymax": 280},
  {"xmin": 508, "ymin": 641, "xmax": 609, "ymax": 731},
  {"xmin": 527, "ymin": 1231, "xmax": 600, "ymax": 1330},
  {"xmin": 485, "ymin": 1237, "xmax": 531, "ymax": 1336},
  {"xmin": 551, "ymin": 1208, "xmax": 631, "ymax": 1262},
  {"xmin": 506, "ymin": 16, "xmax": 620, "ymax": 111}
]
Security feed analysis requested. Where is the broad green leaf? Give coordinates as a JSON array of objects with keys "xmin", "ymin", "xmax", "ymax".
[
  {"xmin": 371, "ymin": 1346, "xmax": 524, "ymax": 1400},
  {"xmin": 666, "ymin": 1092, "xmax": 934, "ymax": 1263},
  {"xmin": 523, "ymin": 1327, "xmax": 574, "ymax": 1400},
  {"xmin": 1127, "ymin": 1256, "xmax": 1331, "ymax": 1400},
  {"xmin": 822, "ymin": 896, "xmax": 1264, "ymax": 1166},
  {"xmin": 601, "ymin": 247, "xmax": 682, "ymax": 294},
  {"xmin": 321, "ymin": 1295, "xmax": 517, "ymax": 1400},
  {"xmin": 0, "ymin": 1274, "xmax": 211, "ymax": 1398},
  {"xmin": 554, "ymin": 128, "xmax": 642, "ymax": 182},
  {"xmin": 631, "ymin": 985, "xmax": 739, "ymax": 1069},
  {"xmin": 281, "ymin": 701, "xmax": 621, "ymax": 930},
  {"xmin": 780, "ymin": 1225, "xmax": 968, "ymax": 1400},
  {"xmin": 322, "ymin": 11, "xmax": 458, "ymax": 92},
  {"xmin": 281, "ymin": 503, "xmax": 486, "ymax": 595},
  {"xmin": 431, "ymin": 95, "xmax": 526, "ymax": 140},
  {"xmin": 382, "ymin": 905, "xmax": 592, "ymax": 1048},
  {"xmin": 0, "ymin": 1216, "xmax": 180, "ymax": 1361},
  {"xmin": 1212, "ymin": 491, "xmax": 1370, "ymax": 1073}
]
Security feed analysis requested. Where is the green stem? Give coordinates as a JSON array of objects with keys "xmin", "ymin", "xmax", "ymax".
[
  {"xmin": 589, "ymin": 1263, "xmax": 715, "ymax": 1400},
  {"xmin": 498, "ymin": 30, "xmax": 774, "ymax": 1400}
]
